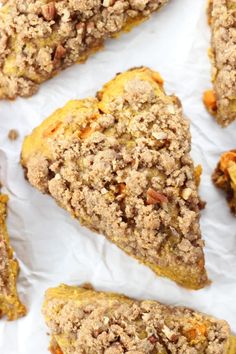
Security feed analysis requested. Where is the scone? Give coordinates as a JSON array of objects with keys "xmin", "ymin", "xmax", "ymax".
[
  {"xmin": 0, "ymin": 0, "xmax": 169, "ymax": 99},
  {"xmin": 203, "ymin": 0, "xmax": 236, "ymax": 126},
  {"xmin": 212, "ymin": 150, "xmax": 236, "ymax": 215},
  {"xmin": 43, "ymin": 284, "xmax": 236, "ymax": 354},
  {"xmin": 21, "ymin": 67, "xmax": 209, "ymax": 289},
  {"xmin": 0, "ymin": 194, "xmax": 26, "ymax": 320}
]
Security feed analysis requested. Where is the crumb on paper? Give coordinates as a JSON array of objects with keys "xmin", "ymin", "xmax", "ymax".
[{"xmin": 8, "ymin": 129, "xmax": 19, "ymax": 141}]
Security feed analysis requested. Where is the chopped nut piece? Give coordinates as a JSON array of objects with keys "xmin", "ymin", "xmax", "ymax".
[
  {"xmin": 76, "ymin": 22, "xmax": 86, "ymax": 39},
  {"xmin": 54, "ymin": 45, "xmax": 66, "ymax": 61},
  {"xmin": 118, "ymin": 183, "xmax": 126, "ymax": 194},
  {"xmin": 102, "ymin": 0, "xmax": 115, "ymax": 7},
  {"xmin": 8, "ymin": 129, "xmax": 19, "ymax": 141},
  {"xmin": 147, "ymin": 188, "xmax": 168, "ymax": 204},
  {"xmin": 182, "ymin": 187, "xmax": 192, "ymax": 200},
  {"xmin": 103, "ymin": 316, "xmax": 109, "ymax": 325},
  {"xmin": 101, "ymin": 188, "xmax": 108, "ymax": 195},
  {"xmin": 41, "ymin": 2, "xmax": 56, "ymax": 21},
  {"xmin": 81, "ymin": 283, "xmax": 94, "ymax": 290},
  {"xmin": 152, "ymin": 131, "xmax": 167, "ymax": 140},
  {"xmin": 167, "ymin": 105, "xmax": 175, "ymax": 114},
  {"xmin": 148, "ymin": 335, "xmax": 158, "ymax": 344},
  {"xmin": 162, "ymin": 325, "xmax": 177, "ymax": 341}
]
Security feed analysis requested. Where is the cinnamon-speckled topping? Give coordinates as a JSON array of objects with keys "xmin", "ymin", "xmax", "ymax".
[
  {"xmin": 0, "ymin": 0, "xmax": 168, "ymax": 99},
  {"xmin": 43, "ymin": 285, "xmax": 231, "ymax": 354},
  {"xmin": 22, "ymin": 68, "xmax": 208, "ymax": 289}
]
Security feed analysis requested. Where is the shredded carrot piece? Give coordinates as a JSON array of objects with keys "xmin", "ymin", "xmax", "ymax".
[
  {"xmin": 194, "ymin": 165, "xmax": 202, "ymax": 187},
  {"xmin": 43, "ymin": 121, "xmax": 62, "ymax": 138},
  {"xmin": 50, "ymin": 345, "xmax": 63, "ymax": 354},
  {"xmin": 198, "ymin": 258, "xmax": 205, "ymax": 270},
  {"xmin": 220, "ymin": 151, "xmax": 236, "ymax": 174},
  {"xmin": 196, "ymin": 324, "xmax": 207, "ymax": 336},
  {"xmin": 185, "ymin": 323, "xmax": 207, "ymax": 341},
  {"xmin": 185, "ymin": 328, "xmax": 197, "ymax": 341},
  {"xmin": 152, "ymin": 72, "xmax": 164, "ymax": 85},
  {"xmin": 203, "ymin": 90, "xmax": 217, "ymax": 112},
  {"xmin": 80, "ymin": 126, "xmax": 93, "ymax": 139}
]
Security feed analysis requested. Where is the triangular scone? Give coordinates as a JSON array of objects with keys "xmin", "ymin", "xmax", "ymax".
[
  {"xmin": 21, "ymin": 67, "xmax": 208, "ymax": 289},
  {"xmin": 0, "ymin": 194, "xmax": 26, "ymax": 320},
  {"xmin": 203, "ymin": 0, "xmax": 236, "ymax": 127},
  {"xmin": 43, "ymin": 284, "xmax": 236, "ymax": 354},
  {"xmin": 0, "ymin": 0, "xmax": 169, "ymax": 100}
]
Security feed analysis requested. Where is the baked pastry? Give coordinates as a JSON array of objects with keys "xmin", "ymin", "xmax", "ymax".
[
  {"xmin": 203, "ymin": 0, "xmax": 236, "ymax": 126},
  {"xmin": 212, "ymin": 150, "xmax": 236, "ymax": 215},
  {"xmin": 0, "ymin": 194, "xmax": 26, "ymax": 320},
  {"xmin": 0, "ymin": 0, "xmax": 169, "ymax": 100},
  {"xmin": 43, "ymin": 284, "xmax": 236, "ymax": 354},
  {"xmin": 21, "ymin": 67, "xmax": 208, "ymax": 289}
]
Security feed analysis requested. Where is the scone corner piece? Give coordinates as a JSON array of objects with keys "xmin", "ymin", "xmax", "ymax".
[
  {"xmin": 212, "ymin": 150, "xmax": 236, "ymax": 215},
  {"xmin": 43, "ymin": 284, "xmax": 235, "ymax": 354},
  {"xmin": 204, "ymin": 0, "xmax": 236, "ymax": 127},
  {"xmin": 21, "ymin": 67, "xmax": 208, "ymax": 290},
  {"xmin": 0, "ymin": 194, "xmax": 26, "ymax": 320}
]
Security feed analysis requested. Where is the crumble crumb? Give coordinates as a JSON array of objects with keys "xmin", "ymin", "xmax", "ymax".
[{"xmin": 8, "ymin": 129, "xmax": 19, "ymax": 141}]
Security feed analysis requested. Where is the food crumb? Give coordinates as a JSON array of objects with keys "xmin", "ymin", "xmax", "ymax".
[{"xmin": 8, "ymin": 129, "xmax": 19, "ymax": 141}]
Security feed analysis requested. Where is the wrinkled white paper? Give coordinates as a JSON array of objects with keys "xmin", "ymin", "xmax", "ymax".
[{"xmin": 0, "ymin": 1, "xmax": 236, "ymax": 353}]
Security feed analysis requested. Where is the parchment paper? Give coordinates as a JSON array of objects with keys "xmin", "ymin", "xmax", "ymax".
[{"xmin": 0, "ymin": 1, "xmax": 236, "ymax": 353}]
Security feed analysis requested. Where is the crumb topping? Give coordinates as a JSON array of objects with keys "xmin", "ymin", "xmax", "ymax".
[
  {"xmin": 43, "ymin": 285, "xmax": 231, "ymax": 354},
  {"xmin": 23, "ymin": 69, "xmax": 208, "ymax": 288},
  {"xmin": 208, "ymin": 0, "xmax": 236, "ymax": 126},
  {"xmin": 0, "ymin": 0, "xmax": 168, "ymax": 99}
]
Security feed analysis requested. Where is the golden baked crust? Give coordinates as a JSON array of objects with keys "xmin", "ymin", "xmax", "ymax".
[
  {"xmin": 0, "ymin": 0, "xmax": 169, "ymax": 99},
  {"xmin": 212, "ymin": 150, "xmax": 236, "ymax": 215},
  {"xmin": 21, "ymin": 67, "xmax": 209, "ymax": 289},
  {"xmin": 0, "ymin": 194, "xmax": 26, "ymax": 320},
  {"xmin": 203, "ymin": 0, "xmax": 236, "ymax": 127},
  {"xmin": 43, "ymin": 284, "xmax": 235, "ymax": 354}
]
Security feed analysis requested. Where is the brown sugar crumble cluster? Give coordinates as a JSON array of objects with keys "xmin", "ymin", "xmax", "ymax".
[
  {"xmin": 203, "ymin": 0, "xmax": 236, "ymax": 126},
  {"xmin": 21, "ymin": 67, "xmax": 208, "ymax": 289},
  {"xmin": 212, "ymin": 150, "xmax": 236, "ymax": 215},
  {"xmin": 0, "ymin": 194, "xmax": 26, "ymax": 320},
  {"xmin": 43, "ymin": 285, "xmax": 234, "ymax": 354},
  {"xmin": 0, "ymin": 0, "xmax": 169, "ymax": 99}
]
